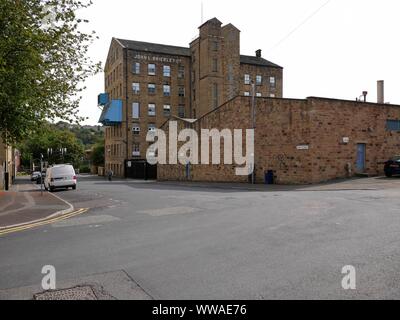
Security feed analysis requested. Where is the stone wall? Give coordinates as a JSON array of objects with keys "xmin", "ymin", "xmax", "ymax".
[{"xmin": 158, "ymin": 96, "xmax": 400, "ymax": 184}]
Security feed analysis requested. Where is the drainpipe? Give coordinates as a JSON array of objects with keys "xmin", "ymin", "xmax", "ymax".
[
  {"xmin": 124, "ymin": 47, "xmax": 129, "ymax": 178},
  {"xmin": 251, "ymin": 81, "xmax": 256, "ymax": 184}
]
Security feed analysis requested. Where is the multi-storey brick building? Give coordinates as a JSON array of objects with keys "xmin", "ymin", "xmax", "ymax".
[{"xmin": 98, "ymin": 17, "xmax": 283, "ymax": 177}]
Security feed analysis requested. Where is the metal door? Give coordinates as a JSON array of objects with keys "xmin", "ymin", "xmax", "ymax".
[
  {"xmin": 356, "ymin": 143, "xmax": 366, "ymax": 172},
  {"xmin": 125, "ymin": 160, "xmax": 157, "ymax": 180}
]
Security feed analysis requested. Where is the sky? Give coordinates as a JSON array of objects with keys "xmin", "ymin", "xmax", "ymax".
[{"xmin": 77, "ymin": 0, "xmax": 400, "ymax": 125}]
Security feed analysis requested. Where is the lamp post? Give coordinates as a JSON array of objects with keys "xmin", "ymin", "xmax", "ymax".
[{"xmin": 60, "ymin": 147, "xmax": 67, "ymax": 163}]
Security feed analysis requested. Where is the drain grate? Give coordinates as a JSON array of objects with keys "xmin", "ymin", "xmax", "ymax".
[{"xmin": 34, "ymin": 285, "xmax": 98, "ymax": 300}]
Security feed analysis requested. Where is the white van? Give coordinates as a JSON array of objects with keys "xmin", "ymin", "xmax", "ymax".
[{"xmin": 44, "ymin": 164, "xmax": 77, "ymax": 192}]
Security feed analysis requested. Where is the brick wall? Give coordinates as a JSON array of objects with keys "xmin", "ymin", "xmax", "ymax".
[{"xmin": 158, "ymin": 96, "xmax": 400, "ymax": 184}]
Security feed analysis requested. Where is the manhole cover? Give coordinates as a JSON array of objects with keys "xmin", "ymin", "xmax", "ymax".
[{"xmin": 34, "ymin": 285, "xmax": 98, "ymax": 300}]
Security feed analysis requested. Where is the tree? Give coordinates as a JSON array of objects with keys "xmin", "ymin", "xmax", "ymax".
[
  {"xmin": 0, "ymin": 0, "xmax": 101, "ymax": 144},
  {"xmin": 55, "ymin": 121, "xmax": 104, "ymax": 147},
  {"xmin": 91, "ymin": 139, "xmax": 105, "ymax": 166},
  {"xmin": 18, "ymin": 124, "xmax": 85, "ymax": 169}
]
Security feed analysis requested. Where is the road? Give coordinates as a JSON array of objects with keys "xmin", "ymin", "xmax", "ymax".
[{"xmin": 1, "ymin": 175, "xmax": 400, "ymax": 299}]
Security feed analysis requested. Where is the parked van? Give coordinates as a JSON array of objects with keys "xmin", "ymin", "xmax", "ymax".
[{"xmin": 44, "ymin": 164, "xmax": 77, "ymax": 192}]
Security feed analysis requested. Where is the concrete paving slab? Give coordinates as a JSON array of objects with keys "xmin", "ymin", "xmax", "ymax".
[{"xmin": 0, "ymin": 270, "xmax": 152, "ymax": 300}]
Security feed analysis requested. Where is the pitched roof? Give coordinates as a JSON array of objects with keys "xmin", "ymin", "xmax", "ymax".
[
  {"xmin": 115, "ymin": 38, "xmax": 191, "ymax": 57},
  {"xmin": 240, "ymin": 55, "xmax": 283, "ymax": 69},
  {"xmin": 198, "ymin": 17, "xmax": 222, "ymax": 29},
  {"xmin": 114, "ymin": 38, "xmax": 282, "ymax": 68}
]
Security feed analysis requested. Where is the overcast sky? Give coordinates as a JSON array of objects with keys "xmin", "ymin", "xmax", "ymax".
[{"xmin": 78, "ymin": 0, "xmax": 400, "ymax": 125}]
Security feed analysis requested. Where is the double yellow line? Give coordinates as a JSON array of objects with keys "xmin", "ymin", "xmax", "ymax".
[{"xmin": 0, "ymin": 208, "xmax": 89, "ymax": 236}]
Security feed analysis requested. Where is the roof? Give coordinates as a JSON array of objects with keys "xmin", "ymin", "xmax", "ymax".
[
  {"xmin": 240, "ymin": 55, "xmax": 283, "ymax": 69},
  {"xmin": 115, "ymin": 38, "xmax": 191, "ymax": 57},
  {"xmin": 198, "ymin": 17, "xmax": 222, "ymax": 29},
  {"xmin": 114, "ymin": 38, "xmax": 282, "ymax": 68}
]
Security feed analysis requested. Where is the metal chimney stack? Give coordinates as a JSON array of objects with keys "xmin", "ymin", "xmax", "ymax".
[{"xmin": 377, "ymin": 80, "xmax": 384, "ymax": 104}]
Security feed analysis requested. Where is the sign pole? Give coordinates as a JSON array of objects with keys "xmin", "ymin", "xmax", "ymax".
[{"xmin": 40, "ymin": 153, "xmax": 43, "ymax": 196}]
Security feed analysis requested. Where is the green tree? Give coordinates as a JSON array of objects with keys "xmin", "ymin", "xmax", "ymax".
[
  {"xmin": 18, "ymin": 124, "xmax": 85, "ymax": 169},
  {"xmin": 0, "ymin": 0, "xmax": 101, "ymax": 144},
  {"xmin": 54, "ymin": 121, "xmax": 104, "ymax": 148},
  {"xmin": 91, "ymin": 139, "xmax": 105, "ymax": 166}
]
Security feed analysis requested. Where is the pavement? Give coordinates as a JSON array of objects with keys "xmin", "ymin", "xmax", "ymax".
[
  {"xmin": 1, "ymin": 175, "xmax": 400, "ymax": 299},
  {"xmin": 0, "ymin": 177, "xmax": 74, "ymax": 229}
]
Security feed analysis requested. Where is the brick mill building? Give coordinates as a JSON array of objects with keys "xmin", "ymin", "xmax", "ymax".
[
  {"xmin": 99, "ymin": 18, "xmax": 400, "ymax": 184},
  {"xmin": 98, "ymin": 18, "xmax": 283, "ymax": 178}
]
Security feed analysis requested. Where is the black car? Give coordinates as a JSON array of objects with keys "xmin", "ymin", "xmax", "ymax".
[
  {"xmin": 36, "ymin": 170, "xmax": 46, "ymax": 184},
  {"xmin": 384, "ymin": 156, "xmax": 400, "ymax": 177}
]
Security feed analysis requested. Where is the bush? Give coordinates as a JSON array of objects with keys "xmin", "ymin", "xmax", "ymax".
[{"xmin": 79, "ymin": 165, "xmax": 91, "ymax": 174}]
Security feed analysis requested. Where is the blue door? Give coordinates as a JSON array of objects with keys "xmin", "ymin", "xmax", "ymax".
[{"xmin": 356, "ymin": 144, "xmax": 366, "ymax": 172}]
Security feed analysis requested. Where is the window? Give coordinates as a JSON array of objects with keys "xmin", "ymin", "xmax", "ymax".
[
  {"xmin": 163, "ymin": 104, "xmax": 171, "ymax": 116},
  {"xmin": 270, "ymin": 76, "xmax": 276, "ymax": 89},
  {"xmin": 148, "ymin": 63, "xmax": 156, "ymax": 75},
  {"xmin": 212, "ymin": 41, "xmax": 219, "ymax": 51},
  {"xmin": 132, "ymin": 144, "xmax": 140, "ymax": 157},
  {"xmin": 148, "ymin": 103, "xmax": 156, "ymax": 116},
  {"xmin": 163, "ymin": 65, "xmax": 171, "ymax": 77},
  {"xmin": 132, "ymin": 102, "xmax": 140, "ymax": 119},
  {"xmin": 132, "ymin": 62, "xmax": 140, "ymax": 74},
  {"xmin": 178, "ymin": 105, "xmax": 185, "ymax": 118},
  {"xmin": 212, "ymin": 83, "xmax": 218, "ymax": 109},
  {"xmin": 244, "ymin": 74, "xmax": 251, "ymax": 85},
  {"xmin": 227, "ymin": 64, "xmax": 233, "ymax": 81},
  {"xmin": 386, "ymin": 120, "xmax": 400, "ymax": 131},
  {"xmin": 132, "ymin": 83, "xmax": 140, "ymax": 94},
  {"xmin": 163, "ymin": 85, "xmax": 170, "ymax": 97},
  {"xmin": 256, "ymin": 75, "xmax": 262, "ymax": 85},
  {"xmin": 256, "ymin": 93, "xmax": 262, "ymax": 97},
  {"xmin": 270, "ymin": 93, "xmax": 276, "ymax": 98},
  {"xmin": 132, "ymin": 123, "xmax": 140, "ymax": 135},
  {"xmin": 178, "ymin": 86, "xmax": 185, "ymax": 97},
  {"xmin": 178, "ymin": 65, "xmax": 185, "ymax": 78},
  {"xmin": 212, "ymin": 58, "xmax": 218, "ymax": 72},
  {"xmin": 148, "ymin": 123, "xmax": 156, "ymax": 132},
  {"xmin": 148, "ymin": 83, "xmax": 156, "ymax": 94},
  {"xmin": 244, "ymin": 92, "xmax": 250, "ymax": 96}
]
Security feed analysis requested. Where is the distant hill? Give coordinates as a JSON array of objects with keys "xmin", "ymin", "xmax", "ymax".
[{"xmin": 54, "ymin": 121, "xmax": 104, "ymax": 148}]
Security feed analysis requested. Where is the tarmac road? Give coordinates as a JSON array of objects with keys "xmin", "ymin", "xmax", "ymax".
[{"xmin": 1, "ymin": 175, "xmax": 400, "ymax": 299}]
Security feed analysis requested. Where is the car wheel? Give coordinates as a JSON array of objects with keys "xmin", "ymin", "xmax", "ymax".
[
  {"xmin": 385, "ymin": 170, "xmax": 393, "ymax": 177},
  {"xmin": 72, "ymin": 185, "xmax": 76, "ymax": 190},
  {"xmin": 49, "ymin": 186, "xmax": 55, "ymax": 192}
]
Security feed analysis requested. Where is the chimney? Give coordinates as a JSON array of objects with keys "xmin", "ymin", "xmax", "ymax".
[
  {"xmin": 377, "ymin": 80, "xmax": 384, "ymax": 104},
  {"xmin": 255, "ymin": 49, "xmax": 261, "ymax": 58},
  {"xmin": 362, "ymin": 91, "xmax": 368, "ymax": 102}
]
